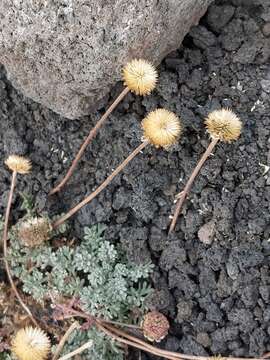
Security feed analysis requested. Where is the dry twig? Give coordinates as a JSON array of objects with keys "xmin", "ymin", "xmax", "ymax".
[
  {"xmin": 54, "ymin": 302, "xmax": 268, "ymax": 360},
  {"xmin": 2, "ymin": 169, "xmax": 38, "ymax": 327},
  {"xmin": 57, "ymin": 340, "xmax": 93, "ymax": 360},
  {"xmin": 53, "ymin": 322, "xmax": 80, "ymax": 360}
]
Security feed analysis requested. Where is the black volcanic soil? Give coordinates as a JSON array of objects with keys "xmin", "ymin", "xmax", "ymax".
[{"xmin": 0, "ymin": 0, "xmax": 270, "ymax": 358}]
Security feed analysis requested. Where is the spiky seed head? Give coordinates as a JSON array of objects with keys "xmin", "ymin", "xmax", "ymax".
[
  {"xmin": 205, "ymin": 108, "xmax": 242, "ymax": 142},
  {"xmin": 142, "ymin": 311, "xmax": 170, "ymax": 342},
  {"xmin": 5, "ymin": 155, "xmax": 31, "ymax": 174},
  {"xmin": 12, "ymin": 327, "xmax": 51, "ymax": 360},
  {"xmin": 18, "ymin": 217, "xmax": 52, "ymax": 247},
  {"xmin": 142, "ymin": 108, "xmax": 182, "ymax": 148},
  {"xmin": 210, "ymin": 356, "xmax": 224, "ymax": 360},
  {"xmin": 122, "ymin": 59, "xmax": 157, "ymax": 95}
]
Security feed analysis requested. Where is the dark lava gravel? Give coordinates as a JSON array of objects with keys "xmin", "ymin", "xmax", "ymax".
[{"xmin": 0, "ymin": 0, "xmax": 270, "ymax": 358}]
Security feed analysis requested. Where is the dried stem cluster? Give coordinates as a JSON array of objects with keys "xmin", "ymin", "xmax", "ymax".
[{"xmin": 52, "ymin": 302, "xmax": 267, "ymax": 360}]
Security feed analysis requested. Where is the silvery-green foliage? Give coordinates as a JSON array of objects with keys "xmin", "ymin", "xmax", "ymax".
[
  {"xmin": 19, "ymin": 192, "xmax": 35, "ymax": 218},
  {"xmin": 6, "ymin": 220, "xmax": 153, "ymax": 360},
  {"xmin": 0, "ymin": 353, "xmax": 14, "ymax": 360},
  {"xmin": 8, "ymin": 224, "xmax": 153, "ymax": 314},
  {"xmin": 74, "ymin": 226, "xmax": 153, "ymax": 320}
]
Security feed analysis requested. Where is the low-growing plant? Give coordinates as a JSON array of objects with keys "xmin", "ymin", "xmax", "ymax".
[{"xmin": 4, "ymin": 214, "xmax": 153, "ymax": 360}]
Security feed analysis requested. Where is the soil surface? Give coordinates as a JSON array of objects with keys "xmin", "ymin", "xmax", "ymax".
[{"xmin": 0, "ymin": 0, "xmax": 270, "ymax": 358}]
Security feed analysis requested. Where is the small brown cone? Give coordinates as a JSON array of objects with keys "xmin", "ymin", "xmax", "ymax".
[{"xmin": 142, "ymin": 311, "xmax": 170, "ymax": 342}]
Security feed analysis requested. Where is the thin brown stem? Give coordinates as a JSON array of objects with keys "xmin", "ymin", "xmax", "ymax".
[
  {"xmin": 53, "ymin": 140, "xmax": 149, "ymax": 229},
  {"xmin": 169, "ymin": 138, "xmax": 219, "ymax": 234},
  {"xmin": 53, "ymin": 322, "xmax": 80, "ymax": 360},
  {"xmin": 97, "ymin": 322, "xmax": 179, "ymax": 360},
  {"xmin": 102, "ymin": 323, "xmax": 264, "ymax": 360},
  {"xmin": 53, "ymin": 304, "xmax": 266, "ymax": 360},
  {"xmin": 102, "ymin": 322, "xmax": 152, "ymax": 349},
  {"xmin": 102, "ymin": 318, "xmax": 141, "ymax": 330},
  {"xmin": 2, "ymin": 171, "xmax": 38, "ymax": 327},
  {"xmin": 57, "ymin": 340, "xmax": 93, "ymax": 360},
  {"xmin": 50, "ymin": 87, "xmax": 130, "ymax": 195},
  {"xmin": 103, "ymin": 322, "xmax": 185, "ymax": 359}
]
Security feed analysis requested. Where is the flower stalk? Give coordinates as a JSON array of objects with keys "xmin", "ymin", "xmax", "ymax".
[
  {"xmin": 169, "ymin": 109, "xmax": 242, "ymax": 233},
  {"xmin": 50, "ymin": 59, "xmax": 158, "ymax": 195},
  {"xmin": 169, "ymin": 138, "xmax": 218, "ymax": 233},
  {"xmin": 52, "ymin": 322, "xmax": 80, "ymax": 360},
  {"xmin": 52, "ymin": 108, "xmax": 182, "ymax": 229},
  {"xmin": 53, "ymin": 140, "xmax": 149, "ymax": 228},
  {"xmin": 49, "ymin": 86, "xmax": 129, "ymax": 195},
  {"xmin": 2, "ymin": 156, "xmax": 38, "ymax": 326}
]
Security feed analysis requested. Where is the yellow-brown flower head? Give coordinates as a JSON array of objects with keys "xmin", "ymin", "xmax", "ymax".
[
  {"xmin": 5, "ymin": 155, "xmax": 31, "ymax": 174},
  {"xmin": 142, "ymin": 311, "xmax": 170, "ymax": 342},
  {"xmin": 123, "ymin": 59, "xmax": 157, "ymax": 95},
  {"xmin": 12, "ymin": 327, "xmax": 51, "ymax": 360},
  {"xmin": 18, "ymin": 217, "xmax": 52, "ymax": 247},
  {"xmin": 205, "ymin": 108, "xmax": 242, "ymax": 142},
  {"xmin": 142, "ymin": 108, "xmax": 181, "ymax": 148}
]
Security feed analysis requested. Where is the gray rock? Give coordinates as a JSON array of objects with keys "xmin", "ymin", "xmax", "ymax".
[
  {"xmin": 198, "ymin": 220, "xmax": 216, "ymax": 245},
  {"xmin": 189, "ymin": 25, "xmax": 217, "ymax": 50},
  {"xmin": 261, "ymin": 79, "xmax": 270, "ymax": 93},
  {"xmin": 176, "ymin": 299, "xmax": 193, "ymax": 323},
  {"xmin": 196, "ymin": 332, "xmax": 211, "ymax": 348},
  {"xmin": 206, "ymin": 4, "xmax": 235, "ymax": 33},
  {"xmin": 0, "ymin": 0, "xmax": 212, "ymax": 119},
  {"xmin": 262, "ymin": 23, "xmax": 270, "ymax": 37}
]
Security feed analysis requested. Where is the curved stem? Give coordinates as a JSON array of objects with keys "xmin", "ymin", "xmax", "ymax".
[
  {"xmin": 2, "ymin": 171, "xmax": 38, "ymax": 327},
  {"xmin": 102, "ymin": 318, "xmax": 141, "ymax": 330},
  {"xmin": 57, "ymin": 340, "xmax": 93, "ymax": 360},
  {"xmin": 97, "ymin": 322, "xmax": 179, "ymax": 360},
  {"xmin": 102, "ymin": 322, "xmax": 264, "ymax": 360},
  {"xmin": 53, "ymin": 322, "xmax": 80, "ymax": 360},
  {"xmin": 53, "ymin": 305, "xmax": 267, "ymax": 360},
  {"xmin": 169, "ymin": 138, "xmax": 219, "ymax": 234},
  {"xmin": 53, "ymin": 141, "xmax": 149, "ymax": 229},
  {"xmin": 50, "ymin": 87, "xmax": 130, "ymax": 195}
]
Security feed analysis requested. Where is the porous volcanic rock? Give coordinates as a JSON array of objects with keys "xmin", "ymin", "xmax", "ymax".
[{"xmin": 0, "ymin": 0, "xmax": 212, "ymax": 119}]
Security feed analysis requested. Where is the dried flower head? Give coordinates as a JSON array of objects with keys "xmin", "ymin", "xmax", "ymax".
[
  {"xmin": 12, "ymin": 327, "xmax": 50, "ymax": 360},
  {"xmin": 205, "ymin": 108, "xmax": 242, "ymax": 142},
  {"xmin": 5, "ymin": 155, "xmax": 31, "ymax": 174},
  {"xmin": 18, "ymin": 217, "xmax": 52, "ymax": 247},
  {"xmin": 123, "ymin": 59, "xmax": 157, "ymax": 95},
  {"xmin": 210, "ymin": 356, "xmax": 224, "ymax": 360},
  {"xmin": 142, "ymin": 311, "xmax": 170, "ymax": 342},
  {"xmin": 142, "ymin": 108, "xmax": 181, "ymax": 148}
]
